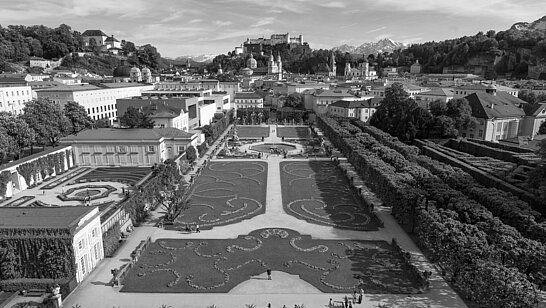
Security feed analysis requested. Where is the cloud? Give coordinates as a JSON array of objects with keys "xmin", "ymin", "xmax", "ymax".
[
  {"xmin": 366, "ymin": 26, "xmax": 387, "ymax": 33},
  {"xmin": 214, "ymin": 20, "xmax": 233, "ymax": 27},
  {"xmin": 188, "ymin": 19, "xmax": 203, "ymax": 24},
  {"xmin": 319, "ymin": 1, "xmax": 346, "ymax": 8},
  {"xmin": 251, "ymin": 17, "xmax": 275, "ymax": 28}
]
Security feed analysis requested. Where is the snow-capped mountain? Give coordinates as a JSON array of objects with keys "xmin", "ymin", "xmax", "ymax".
[
  {"xmin": 174, "ymin": 54, "xmax": 217, "ymax": 63},
  {"xmin": 333, "ymin": 38, "xmax": 406, "ymax": 55}
]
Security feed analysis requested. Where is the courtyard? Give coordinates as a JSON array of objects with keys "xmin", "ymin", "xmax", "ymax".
[{"xmin": 61, "ymin": 125, "xmax": 466, "ymax": 308}]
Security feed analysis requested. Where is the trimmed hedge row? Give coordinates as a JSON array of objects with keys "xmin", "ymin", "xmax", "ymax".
[
  {"xmin": 102, "ymin": 223, "xmax": 122, "ymax": 257},
  {"xmin": 318, "ymin": 116, "xmax": 543, "ymax": 306},
  {"xmin": 0, "ymin": 277, "xmax": 76, "ymax": 297}
]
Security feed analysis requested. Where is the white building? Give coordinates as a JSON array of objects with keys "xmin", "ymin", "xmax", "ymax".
[
  {"xmin": 60, "ymin": 128, "xmax": 198, "ymax": 166},
  {"xmin": 0, "ymin": 206, "xmax": 104, "ymax": 284},
  {"xmin": 0, "ymin": 85, "xmax": 34, "ymax": 115},
  {"xmin": 312, "ymin": 89, "xmax": 360, "ymax": 114},
  {"xmin": 328, "ymin": 98, "xmax": 381, "ymax": 122},
  {"xmin": 234, "ymin": 92, "xmax": 264, "ymax": 109},
  {"xmin": 36, "ymin": 83, "xmax": 154, "ymax": 123}
]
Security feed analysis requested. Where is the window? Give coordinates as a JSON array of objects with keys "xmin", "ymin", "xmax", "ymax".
[
  {"xmin": 178, "ymin": 145, "xmax": 185, "ymax": 152},
  {"xmin": 147, "ymin": 146, "xmax": 155, "ymax": 153},
  {"xmin": 94, "ymin": 244, "xmax": 99, "ymax": 260},
  {"xmin": 91, "ymin": 228, "xmax": 98, "ymax": 237},
  {"xmin": 78, "ymin": 239, "xmax": 84, "ymax": 250},
  {"xmin": 478, "ymin": 130, "xmax": 483, "ymax": 137},
  {"xmin": 80, "ymin": 256, "xmax": 86, "ymax": 274},
  {"xmin": 117, "ymin": 146, "xmax": 126, "ymax": 153}
]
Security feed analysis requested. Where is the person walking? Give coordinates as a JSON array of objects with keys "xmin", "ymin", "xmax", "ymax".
[
  {"xmin": 353, "ymin": 291, "xmax": 357, "ymax": 302},
  {"xmin": 267, "ymin": 268, "xmax": 272, "ymax": 280},
  {"xmin": 328, "ymin": 298, "xmax": 333, "ymax": 308},
  {"xmin": 348, "ymin": 301, "xmax": 353, "ymax": 308},
  {"xmin": 357, "ymin": 293, "xmax": 362, "ymax": 304},
  {"xmin": 344, "ymin": 295, "xmax": 348, "ymax": 308},
  {"xmin": 195, "ymin": 224, "xmax": 200, "ymax": 233}
]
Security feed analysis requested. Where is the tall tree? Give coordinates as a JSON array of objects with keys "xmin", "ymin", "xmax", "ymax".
[
  {"xmin": 369, "ymin": 83, "xmax": 431, "ymax": 141},
  {"xmin": 152, "ymin": 160, "xmax": 189, "ymax": 222},
  {"xmin": 119, "ymin": 106, "xmax": 154, "ymax": 128},
  {"xmin": 0, "ymin": 112, "xmax": 35, "ymax": 158},
  {"xmin": 284, "ymin": 93, "xmax": 304, "ymax": 109},
  {"xmin": 0, "ymin": 128, "xmax": 17, "ymax": 161},
  {"xmin": 21, "ymin": 98, "xmax": 71, "ymax": 146},
  {"xmin": 63, "ymin": 101, "xmax": 94, "ymax": 134}
]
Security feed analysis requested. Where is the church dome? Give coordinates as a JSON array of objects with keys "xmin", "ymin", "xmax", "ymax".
[
  {"xmin": 247, "ymin": 54, "xmax": 257, "ymax": 69},
  {"xmin": 142, "ymin": 67, "xmax": 151, "ymax": 74},
  {"xmin": 131, "ymin": 66, "xmax": 141, "ymax": 74},
  {"xmin": 113, "ymin": 65, "xmax": 131, "ymax": 77}
]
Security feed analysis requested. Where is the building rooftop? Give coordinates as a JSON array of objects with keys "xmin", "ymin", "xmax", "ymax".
[
  {"xmin": 61, "ymin": 128, "xmax": 195, "ymax": 142},
  {"xmin": 0, "ymin": 206, "xmax": 95, "ymax": 229},
  {"xmin": 314, "ymin": 89, "xmax": 356, "ymax": 97},
  {"xmin": 82, "ymin": 30, "xmax": 108, "ymax": 37},
  {"xmin": 235, "ymin": 92, "xmax": 263, "ymax": 100},
  {"xmin": 418, "ymin": 88, "xmax": 455, "ymax": 97},
  {"xmin": 465, "ymin": 92, "xmax": 526, "ymax": 119},
  {"xmin": 523, "ymin": 102, "xmax": 546, "ymax": 117}
]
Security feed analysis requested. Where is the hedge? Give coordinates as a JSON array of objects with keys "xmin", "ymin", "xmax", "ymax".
[
  {"xmin": 102, "ymin": 223, "xmax": 122, "ymax": 257},
  {"xmin": 0, "ymin": 277, "xmax": 77, "ymax": 297}
]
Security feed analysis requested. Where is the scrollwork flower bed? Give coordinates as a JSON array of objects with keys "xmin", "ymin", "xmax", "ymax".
[
  {"xmin": 169, "ymin": 161, "xmax": 268, "ymax": 230},
  {"xmin": 120, "ymin": 228, "xmax": 421, "ymax": 293},
  {"xmin": 280, "ymin": 161, "xmax": 382, "ymax": 231},
  {"xmin": 57, "ymin": 184, "xmax": 117, "ymax": 202}
]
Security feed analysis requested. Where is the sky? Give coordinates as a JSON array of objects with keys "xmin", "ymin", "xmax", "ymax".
[{"xmin": 1, "ymin": 0, "xmax": 546, "ymax": 57}]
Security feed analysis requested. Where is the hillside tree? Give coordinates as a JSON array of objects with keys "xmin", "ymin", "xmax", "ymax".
[{"xmin": 21, "ymin": 98, "xmax": 71, "ymax": 146}]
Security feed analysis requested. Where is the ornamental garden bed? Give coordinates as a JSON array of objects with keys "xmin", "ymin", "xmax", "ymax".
[
  {"xmin": 277, "ymin": 126, "xmax": 311, "ymax": 139},
  {"xmin": 120, "ymin": 228, "xmax": 424, "ymax": 293},
  {"xmin": 2, "ymin": 195, "xmax": 35, "ymax": 207},
  {"xmin": 234, "ymin": 126, "xmax": 270, "ymax": 139},
  {"xmin": 280, "ymin": 161, "xmax": 381, "ymax": 231},
  {"xmin": 42, "ymin": 167, "xmax": 91, "ymax": 189},
  {"xmin": 75, "ymin": 167, "xmax": 151, "ymax": 186},
  {"xmin": 167, "ymin": 161, "xmax": 267, "ymax": 230},
  {"xmin": 57, "ymin": 184, "xmax": 117, "ymax": 201}
]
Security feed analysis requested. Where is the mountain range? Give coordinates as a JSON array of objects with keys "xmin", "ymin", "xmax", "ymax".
[
  {"xmin": 174, "ymin": 54, "xmax": 217, "ymax": 63},
  {"xmin": 332, "ymin": 38, "xmax": 406, "ymax": 55}
]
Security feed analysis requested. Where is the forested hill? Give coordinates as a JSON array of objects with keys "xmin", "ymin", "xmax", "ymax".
[
  {"xmin": 392, "ymin": 15, "xmax": 546, "ymax": 78},
  {"xmin": 0, "ymin": 24, "xmax": 165, "ymax": 74}
]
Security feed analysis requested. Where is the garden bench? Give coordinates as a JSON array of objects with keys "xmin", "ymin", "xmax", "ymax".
[{"xmin": 24, "ymin": 288, "xmax": 46, "ymax": 297}]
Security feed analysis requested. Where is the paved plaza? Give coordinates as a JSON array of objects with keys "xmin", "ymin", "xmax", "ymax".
[{"xmin": 61, "ymin": 125, "xmax": 468, "ymax": 308}]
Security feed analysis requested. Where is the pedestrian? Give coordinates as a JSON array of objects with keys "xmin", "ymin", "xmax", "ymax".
[
  {"xmin": 348, "ymin": 301, "xmax": 353, "ymax": 308},
  {"xmin": 353, "ymin": 290, "xmax": 357, "ymax": 302},
  {"xmin": 266, "ymin": 268, "xmax": 272, "ymax": 280},
  {"xmin": 358, "ymin": 294, "xmax": 362, "ymax": 304},
  {"xmin": 195, "ymin": 224, "xmax": 200, "ymax": 233},
  {"xmin": 360, "ymin": 288, "xmax": 364, "ymax": 297},
  {"xmin": 344, "ymin": 295, "xmax": 348, "ymax": 308},
  {"xmin": 185, "ymin": 224, "xmax": 190, "ymax": 233},
  {"xmin": 267, "ymin": 304, "xmax": 271, "ymax": 308},
  {"xmin": 328, "ymin": 298, "xmax": 333, "ymax": 308}
]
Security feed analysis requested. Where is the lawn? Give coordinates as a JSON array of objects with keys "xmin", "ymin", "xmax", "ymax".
[
  {"xmin": 121, "ymin": 228, "xmax": 422, "ymax": 293},
  {"xmin": 171, "ymin": 161, "xmax": 267, "ymax": 229},
  {"xmin": 235, "ymin": 126, "xmax": 270, "ymax": 139},
  {"xmin": 280, "ymin": 161, "xmax": 381, "ymax": 231},
  {"xmin": 277, "ymin": 126, "xmax": 311, "ymax": 139},
  {"xmin": 76, "ymin": 167, "xmax": 151, "ymax": 185}
]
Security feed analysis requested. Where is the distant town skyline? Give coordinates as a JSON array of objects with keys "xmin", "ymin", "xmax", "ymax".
[{"xmin": 2, "ymin": 0, "xmax": 546, "ymax": 57}]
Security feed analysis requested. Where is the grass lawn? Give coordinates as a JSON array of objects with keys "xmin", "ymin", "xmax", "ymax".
[
  {"xmin": 235, "ymin": 126, "xmax": 270, "ymax": 139},
  {"xmin": 171, "ymin": 161, "xmax": 267, "ymax": 229},
  {"xmin": 277, "ymin": 126, "xmax": 311, "ymax": 139},
  {"xmin": 121, "ymin": 228, "xmax": 422, "ymax": 293},
  {"xmin": 280, "ymin": 161, "xmax": 381, "ymax": 231},
  {"xmin": 77, "ymin": 167, "xmax": 151, "ymax": 185}
]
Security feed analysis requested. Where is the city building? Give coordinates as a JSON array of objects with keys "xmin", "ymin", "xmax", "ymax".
[
  {"xmin": 453, "ymin": 83, "xmax": 518, "ymax": 99},
  {"xmin": 415, "ymin": 88, "xmax": 455, "ymax": 104},
  {"xmin": 311, "ymin": 89, "xmax": 360, "ymax": 114},
  {"xmin": 519, "ymin": 103, "xmax": 546, "ymax": 138},
  {"xmin": 328, "ymin": 98, "xmax": 381, "ymax": 122},
  {"xmin": 410, "ymin": 60, "xmax": 422, "ymax": 74},
  {"xmin": 460, "ymin": 91, "xmax": 526, "ymax": 141},
  {"xmin": 234, "ymin": 92, "xmax": 264, "ymax": 109},
  {"xmin": 0, "ymin": 85, "xmax": 34, "ymax": 115},
  {"xmin": 371, "ymin": 83, "xmax": 429, "ymax": 99},
  {"xmin": 141, "ymin": 102, "xmax": 189, "ymax": 131},
  {"xmin": 81, "ymin": 30, "xmax": 109, "ymax": 47},
  {"xmin": 29, "ymin": 57, "xmax": 62, "ymax": 70},
  {"xmin": 0, "ymin": 206, "xmax": 104, "ymax": 284},
  {"xmin": 344, "ymin": 60, "xmax": 377, "ymax": 80},
  {"xmin": 243, "ymin": 33, "xmax": 304, "ymax": 53},
  {"xmin": 35, "ymin": 83, "xmax": 153, "ymax": 123},
  {"xmin": 60, "ymin": 128, "xmax": 198, "ymax": 166}
]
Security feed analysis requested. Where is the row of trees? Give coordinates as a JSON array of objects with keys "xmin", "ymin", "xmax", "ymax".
[
  {"xmin": 0, "ymin": 99, "xmax": 94, "ymax": 162},
  {"xmin": 369, "ymin": 83, "xmax": 476, "ymax": 141},
  {"xmin": 318, "ymin": 115, "xmax": 544, "ymax": 307}
]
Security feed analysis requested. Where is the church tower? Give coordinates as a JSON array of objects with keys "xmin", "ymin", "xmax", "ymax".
[
  {"xmin": 276, "ymin": 53, "xmax": 282, "ymax": 79},
  {"xmin": 330, "ymin": 53, "xmax": 336, "ymax": 77},
  {"xmin": 218, "ymin": 63, "xmax": 223, "ymax": 74},
  {"xmin": 268, "ymin": 50, "xmax": 275, "ymax": 74},
  {"xmin": 344, "ymin": 62, "xmax": 351, "ymax": 78}
]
